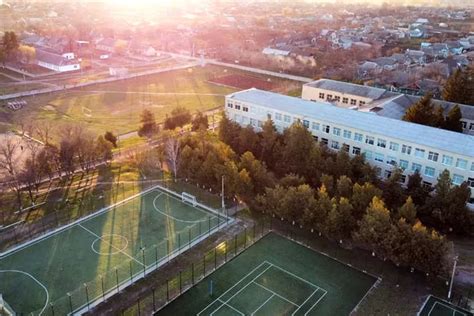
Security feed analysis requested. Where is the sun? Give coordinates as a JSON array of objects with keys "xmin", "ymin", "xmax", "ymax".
[{"xmin": 106, "ymin": 0, "xmax": 176, "ymax": 8}]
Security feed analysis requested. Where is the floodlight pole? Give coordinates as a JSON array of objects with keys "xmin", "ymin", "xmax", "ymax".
[
  {"xmin": 448, "ymin": 255, "xmax": 458, "ymax": 300},
  {"xmin": 221, "ymin": 175, "xmax": 225, "ymax": 214}
]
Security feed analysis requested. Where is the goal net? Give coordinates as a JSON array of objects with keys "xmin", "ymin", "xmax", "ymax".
[
  {"xmin": 181, "ymin": 192, "xmax": 197, "ymax": 207},
  {"xmin": 0, "ymin": 294, "xmax": 16, "ymax": 316}
]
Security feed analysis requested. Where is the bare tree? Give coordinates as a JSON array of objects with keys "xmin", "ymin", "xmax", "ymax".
[
  {"xmin": 0, "ymin": 137, "xmax": 23, "ymax": 208},
  {"xmin": 165, "ymin": 136, "xmax": 180, "ymax": 181},
  {"xmin": 35, "ymin": 121, "xmax": 54, "ymax": 144}
]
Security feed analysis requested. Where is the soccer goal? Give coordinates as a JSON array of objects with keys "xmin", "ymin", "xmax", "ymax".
[
  {"xmin": 0, "ymin": 294, "xmax": 16, "ymax": 316},
  {"xmin": 182, "ymin": 192, "xmax": 198, "ymax": 207}
]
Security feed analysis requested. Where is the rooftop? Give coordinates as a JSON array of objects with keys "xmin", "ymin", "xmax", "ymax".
[
  {"xmin": 304, "ymin": 79, "xmax": 390, "ymax": 100},
  {"xmin": 227, "ymin": 89, "xmax": 474, "ymax": 158}
]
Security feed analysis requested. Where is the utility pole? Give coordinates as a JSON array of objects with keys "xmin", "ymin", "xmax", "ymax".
[{"xmin": 448, "ymin": 255, "xmax": 458, "ymax": 300}]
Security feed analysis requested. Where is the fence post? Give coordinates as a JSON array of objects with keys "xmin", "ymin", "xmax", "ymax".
[
  {"xmin": 101, "ymin": 275, "xmax": 105, "ymax": 301},
  {"xmin": 68, "ymin": 293, "xmax": 73, "ymax": 314},
  {"xmin": 244, "ymin": 228, "xmax": 247, "ymax": 248},
  {"xmin": 152, "ymin": 288, "xmax": 156, "ymax": 311},
  {"xmin": 192, "ymin": 263, "xmax": 195, "ymax": 284},
  {"xmin": 225, "ymin": 240, "xmax": 227, "ymax": 262},
  {"xmin": 179, "ymin": 271, "xmax": 182, "ymax": 294},
  {"xmin": 208, "ymin": 216, "xmax": 211, "ymax": 236},
  {"xmin": 166, "ymin": 279, "xmax": 170, "ymax": 302},
  {"xmin": 50, "ymin": 303, "xmax": 55, "ymax": 316},
  {"xmin": 155, "ymin": 246, "xmax": 159, "ymax": 268},
  {"xmin": 199, "ymin": 220, "xmax": 202, "ymax": 237},
  {"xmin": 115, "ymin": 267, "xmax": 119, "ymax": 293},
  {"xmin": 84, "ymin": 283, "xmax": 90, "ymax": 310},
  {"xmin": 234, "ymin": 234, "xmax": 237, "ymax": 256},
  {"xmin": 188, "ymin": 228, "xmax": 191, "ymax": 249},
  {"xmin": 203, "ymin": 255, "xmax": 206, "ymax": 276},
  {"xmin": 137, "ymin": 298, "xmax": 141, "ymax": 316},
  {"xmin": 178, "ymin": 233, "xmax": 181, "ymax": 252},
  {"xmin": 142, "ymin": 248, "xmax": 146, "ymax": 277},
  {"xmin": 167, "ymin": 241, "xmax": 170, "ymax": 263},
  {"xmin": 214, "ymin": 247, "xmax": 217, "ymax": 270},
  {"xmin": 130, "ymin": 261, "xmax": 133, "ymax": 283},
  {"xmin": 253, "ymin": 224, "xmax": 256, "ymax": 240}
]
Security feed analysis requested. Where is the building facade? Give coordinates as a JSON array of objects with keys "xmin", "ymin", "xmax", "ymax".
[{"xmin": 225, "ymin": 88, "xmax": 474, "ymax": 205}]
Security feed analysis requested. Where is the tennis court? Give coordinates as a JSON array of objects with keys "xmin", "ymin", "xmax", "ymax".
[
  {"xmin": 418, "ymin": 296, "xmax": 473, "ymax": 316},
  {"xmin": 0, "ymin": 185, "xmax": 230, "ymax": 315},
  {"xmin": 157, "ymin": 233, "xmax": 378, "ymax": 316}
]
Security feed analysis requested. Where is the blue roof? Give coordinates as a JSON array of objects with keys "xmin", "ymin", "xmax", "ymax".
[{"xmin": 228, "ymin": 89, "xmax": 474, "ymax": 158}]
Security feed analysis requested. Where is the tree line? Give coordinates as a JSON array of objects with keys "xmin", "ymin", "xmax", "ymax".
[
  {"xmin": 155, "ymin": 115, "xmax": 473, "ymax": 276},
  {"xmin": 0, "ymin": 123, "xmax": 115, "ymax": 209}
]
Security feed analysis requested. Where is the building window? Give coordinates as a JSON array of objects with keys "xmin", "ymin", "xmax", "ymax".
[
  {"xmin": 389, "ymin": 142, "xmax": 399, "ymax": 151},
  {"xmin": 321, "ymin": 138, "xmax": 329, "ymax": 145},
  {"xmin": 331, "ymin": 141, "xmax": 340, "ymax": 149},
  {"xmin": 333, "ymin": 127, "xmax": 341, "ymax": 136},
  {"xmin": 322, "ymin": 125, "xmax": 330, "ymax": 133},
  {"xmin": 235, "ymin": 105, "xmax": 241, "ymax": 110},
  {"xmin": 471, "ymin": 162, "xmax": 474, "ymax": 171},
  {"xmin": 227, "ymin": 102, "xmax": 233, "ymax": 108},
  {"xmin": 387, "ymin": 156, "xmax": 397, "ymax": 166},
  {"xmin": 275, "ymin": 113, "xmax": 282, "ymax": 121},
  {"xmin": 313, "ymin": 136, "xmax": 319, "ymax": 142},
  {"xmin": 243, "ymin": 106, "xmax": 249, "ymax": 112},
  {"xmin": 303, "ymin": 120, "xmax": 310, "ymax": 128},
  {"xmin": 250, "ymin": 118, "xmax": 257, "ymax": 127},
  {"xmin": 365, "ymin": 136, "xmax": 375, "ymax": 145},
  {"xmin": 470, "ymin": 123, "xmax": 474, "ymax": 130},
  {"xmin": 414, "ymin": 148, "xmax": 425, "ymax": 158},
  {"xmin": 352, "ymin": 147, "xmax": 361, "ymax": 155},
  {"xmin": 384, "ymin": 170, "xmax": 392, "ymax": 179},
  {"xmin": 354, "ymin": 133, "xmax": 363, "ymax": 142},
  {"xmin": 350, "ymin": 99, "xmax": 357, "ymax": 105},
  {"xmin": 257, "ymin": 120, "xmax": 263, "ymax": 128},
  {"xmin": 452, "ymin": 174, "xmax": 464, "ymax": 185},
  {"xmin": 342, "ymin": 144, "xmax": 350, "ymax": 152},
  {"xmin": 319, "ymin": 92, "xmax": 325, "ymax": 99},
  {"xmin": 359, "ymin": 101, "xmax": 366, "ymax": 106},
  {"xmin": 401, "ymin": 145, "xmax": 412, "ymax": 155},
  {"xmin": 468, "ymin": 177, "xmax": 474, "ymax": 188},
  {"xmin": 363, "ymin": 150, "xmax": 373, "ymax": 160},
  {"xmin": 375, "ymin": 167, "xmax": 382, "ymax": 176},
  {"xmin": 377, "ymin": 139, "xmax": 386, "ymax": 148},
  {"xmin": 335, "ymin": 96, "xmax": 341, "ymax": 102},
  {"xmin": 461, "ymin": 121, "xmax": 467, "ymax": 129},
  {"xmin": 284, "ymin": 115, "xmax": 291, "ymax": 123},
  {"xmin": 424, "ymin": 166, "xmax": 435, "ymax": 178},
  {"xmin": 327, "ymin": 94, "xmax": 333, "ymax": 100},
  {"xmin": 242, "ymin": 116, "xmax": 249, "ymax": 124},
  {"xmin": 312, "ymin": 122, "xmax": 320, "ymax": 130},
  {"xmin": 400, "ymin": 175, "xmax": 407, "ymax": 184},
  {"xmin": 267, "ymin": 113, "xmax": 272, "ymax": 120},
  {"xmin": 293, "ymin": 117, "xmax": 300, "ymax": 123},
  {"xmin": 342, "ymin": 97, "xmax": 348, "ymax": 104},
  {"xmin": 343, "ymin": 130, "xmax": 352, "ymax": 139},
  {"xmin": 374, "ymin": 153, "xmax": 384, "ymax": 162},
  {"xmin": 399, "ymin": 159, "xmax": 409, "ymax": 170},
  {"xmin": 442, "ymin": 155, "xmax": 453, "ymax": 166},
  {"xmin": 428, "ymin": 151, "xmax": 439, "ymax": 162},
  {"xmin": 412, "ymin": 163, "xmax": 422, "ymax": 172},
  {"xmin": 456, "ymin": 158, "xmax": 468, "ymax": 170}
]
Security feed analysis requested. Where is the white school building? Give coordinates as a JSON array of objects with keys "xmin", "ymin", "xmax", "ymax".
[{"xmin": 225, "ymin": 88, "xmax": 474, "ymax": 206}]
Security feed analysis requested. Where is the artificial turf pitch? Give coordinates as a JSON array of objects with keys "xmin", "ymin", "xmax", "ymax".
[
  {"xmin": 418, "ymin": 295, "xmax": 473, "ymax": 316},
  {"xmin": 0, "ymin": 186, "xmax": 226, "ymax": 315},
  {"xmin": 157, "ymin": 233, "xmax": 378, "ymax": 316}
]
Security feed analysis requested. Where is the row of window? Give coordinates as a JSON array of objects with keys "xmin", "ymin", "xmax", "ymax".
[
  {"xmin": 227, "ymin": 105, "xmax": 474, "ymax": 174},
  {"xmin": 318, "ymin": 92, "xmax": 366, "ymax": 106},
  {"xmin": 461, "ymin": 121, "xmax": 474, "ymax": 131}
]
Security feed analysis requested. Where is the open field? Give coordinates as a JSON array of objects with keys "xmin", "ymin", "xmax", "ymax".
[
  {"xmin": 1, "ymin": 65, "xmax": 300, "ymax": 137},
  {"xmin": 0, "ymin": 185, "xmax": 231, "ymax": 315},
  {"xmin": 157, "ymin": 232, "xmax": 377, "ymax": 315}
]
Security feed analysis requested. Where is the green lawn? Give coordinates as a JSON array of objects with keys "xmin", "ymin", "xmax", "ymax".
[{"xmin": 3, "ymin": 65, "xmax": 298, "ymax": 138}]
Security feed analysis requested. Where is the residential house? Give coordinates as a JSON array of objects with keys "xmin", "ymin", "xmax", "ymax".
[
  {"xmin": 446, "ymin": 41, "xmax": 465, "ymax": 55},
  {"xmin": 36, "ymin": 48, "xmax": 80, "ymax": 72},
  {"xmin": 405, "ymin": 49, "xmax": 426, "ymax": 65},
  {"xmin": 262, "ymin": 46, "xmax": 291, "ymax": 57}
]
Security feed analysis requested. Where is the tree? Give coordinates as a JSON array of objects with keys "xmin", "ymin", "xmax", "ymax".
[
  {"xmin": 164, "ymin": 106, "xmax": 192, "ymax": 130},
  {"xmin": 326, "ymin": 197, "xmax": 356, "ymax": 240},
  {"xmin": 17, "ymin": 45, "xmax": 36, "ymax": 64},
  {"xmin": 259, "ymin": 119, "xmax": 280, "ymax": 169},
  {"xmin": 239, "ymin": 151, "xmax": 274, "ymax": 195},
  {"xmin": 138, "ymin": 109, "xmax": 158, "ymax": 138},
  {"xmin": 402, "ymin": 94, "xmax": 437, "ymax": 126},
  {"xmin": 2, "ymin": 31, "xmax": 19, "ymax": 59},
  {"xmin": 191, "ymin": 111, "xmax": 208, "ymax": 131},
  {"xmin": 443, "ymin": 105, "xmax": 463, "ymax": 133},
  {"xmin": 218, "ymin": 113, "xmax": 241, "ymax": 152},
  {"xmin": 95, "ymin": 135, "xmax": 113, "ymax": 162},
  {"xmin": 351, "ymin": 182, "xmax": 382, "ymax": 220},
  {"xmin": 165, "ymin": 136, "xmax": 180, "ymax": 181},
  {"xmin": 238, "ymin": 125, "xmax": 260, "ymax": 156},
  {"xmin": 381, "ymin": 168, "xmax": 406, "ymax": 210},
  {"xmin": 336, "ymin": 175, "xmax": 353, "ymax": 198},
  {"xmin": 442, "ymin": 69, "xmax": 467, "ymax": 104},
  {"xmin": 406, "ymin": 171, "xmax": 432, "ymax": 207},
  {"xmin": 104, "ymin": 131, "xmax": 118, "ymax": 148},
  {"xmin": 398, "ymin": 196, "xmax": 417, "ymax": 224},
  {"xmin": 114, "ymin": 39, "xmax": 128, "ymax": 55}
]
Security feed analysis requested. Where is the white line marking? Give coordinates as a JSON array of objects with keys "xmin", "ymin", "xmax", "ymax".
[
  {"xmin": 251, "ymin": 294, "xmax": 274, "ymax": 316},
  {"xmin": 428, "ymin": 302, "xmax": 467, "ymax": 316},
  {"xmin": 152, "ymin": 193, "xmax": 215, "ymax": 224},
  {"xmin": 0, "ymin": 270, "xmax": 49, "ymax": 315},
  {"xmin": 197, "ymin": 262, "xmax": 271, "ymax": 316},
  {"xmin": 215, "ymin": 299, "xmax": 245, "ymax": 316},
  {"xmin": 78, "ymin": 224, "xmax": 144, "ymax": 267},
  {"xmin": 263, "ymin": 261, "xmax": 322, "ymax": 290},
  {"xmin": 304, "ymin": 291, "xmax": 327, "ymax": 316},
  {"xmin": 91, "ymin": 234, "xmax": 129, "ymax": 255},
  {"xmin": 291, "ymin": 289, "xmax": 320, "ymax": 315},
  {"xmin": 253, "ymin": 281, "xmax": 299, "ymax": 307}
]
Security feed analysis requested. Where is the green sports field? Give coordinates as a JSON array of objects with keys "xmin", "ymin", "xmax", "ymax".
[
  {"xmin": 0, "ymin": 186, "xmax": 229, "ymax": 315},
  {"xmin": 418, "ymin": 296, "xmax": 473, "ymax": 316},
  {"xmin": 157, "ymin": 233, "xmax": 378, "ymax": 316}
]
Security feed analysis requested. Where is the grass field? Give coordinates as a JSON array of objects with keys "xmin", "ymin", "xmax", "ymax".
[
  {"xmin": 0, "ymin": 185, "xmax": 231, "ymax": 315},
  {"xmin": 418, "ymin": 295, "xmax": 473, "ymax": 316},
  {"xmin": 3, "ymin": 65, "xmax": 299, "ymax": 137},
  {"xmin": 157, "ymin": 233, "xmax": 377, "ymax": 316}
]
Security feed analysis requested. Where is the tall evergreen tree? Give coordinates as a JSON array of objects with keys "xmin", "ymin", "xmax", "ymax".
[
  {"xmin": 402, "ymin": 94, "xmax": 436, "ymax": 126},
  {"xmin": 443, "ymin": 105, "xmax": 463, "ymax": 133},
  {"xmin": 442, "ymin": 69, "xmax": 467, "ymax": 104}
]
